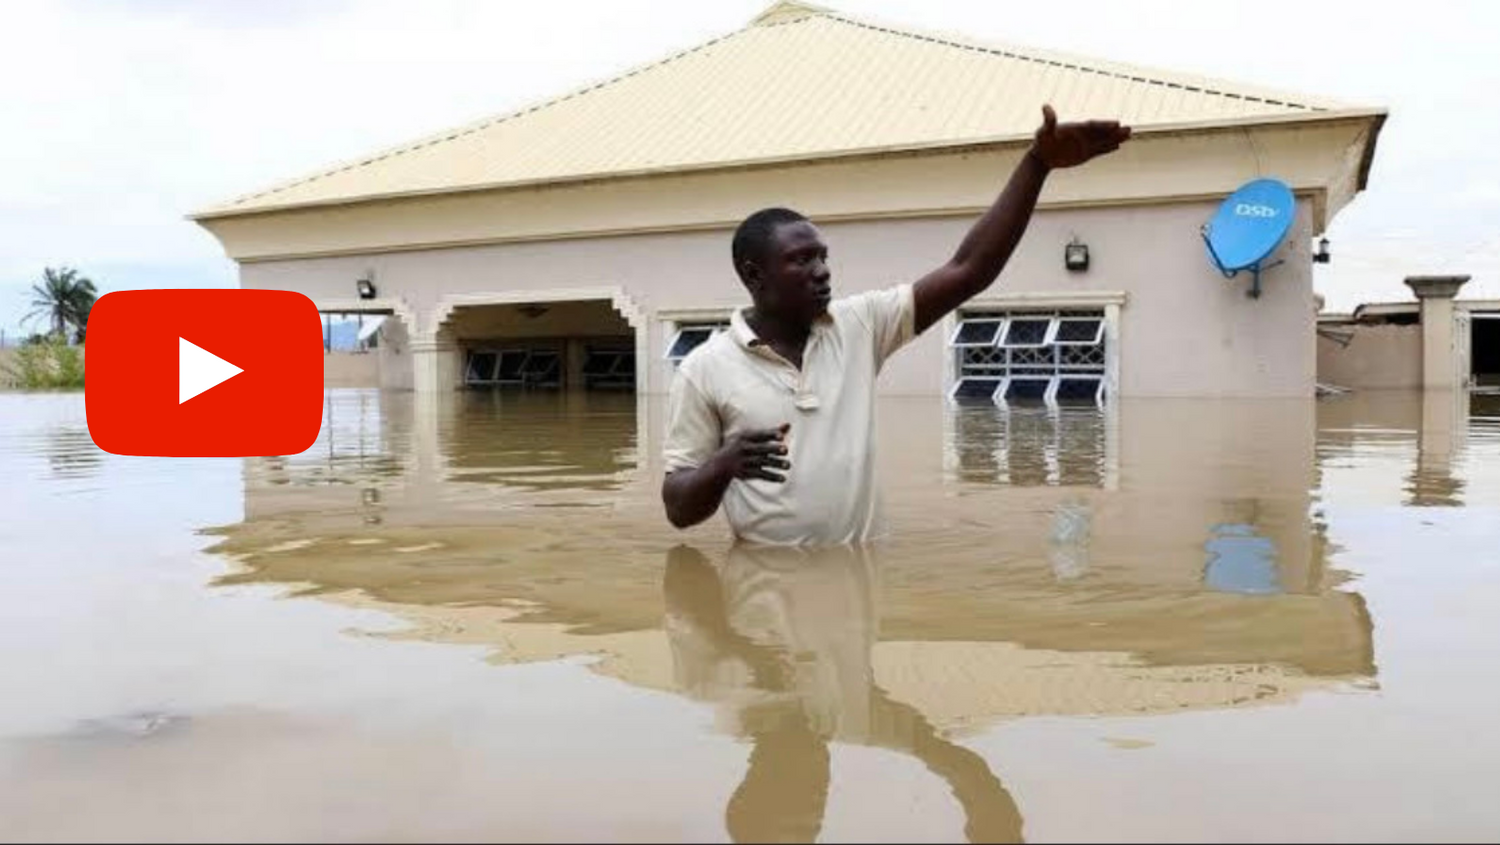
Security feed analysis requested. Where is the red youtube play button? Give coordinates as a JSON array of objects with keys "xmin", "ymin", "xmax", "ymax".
[{"xmin": 86, "ymin": 289, "xmax": 324, "ymax": 457}]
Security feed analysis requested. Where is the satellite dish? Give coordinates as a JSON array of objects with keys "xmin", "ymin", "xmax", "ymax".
[{"xmin": 1201, "ymin": 178, "xmax": 1295, "ymax": 299}]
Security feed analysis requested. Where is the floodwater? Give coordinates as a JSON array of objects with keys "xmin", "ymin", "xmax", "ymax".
[{"xmin": 2, "ymin": 388, "xmax": 1500, "ymax": 842}]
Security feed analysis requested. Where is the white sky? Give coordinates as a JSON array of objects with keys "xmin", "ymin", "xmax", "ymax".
[{"xmin": 3, "ymin": 0, "xmax": 1498, "ymax": 340}]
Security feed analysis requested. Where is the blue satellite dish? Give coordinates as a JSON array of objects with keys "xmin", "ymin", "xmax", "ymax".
[{"xmin": 1201, "ymin": 178, "xmax": 1295, "ymax": 299}]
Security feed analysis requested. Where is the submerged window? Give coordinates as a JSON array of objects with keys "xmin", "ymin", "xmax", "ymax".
[
  {"xmin": 1002, "ymin": 377, "xmax": 1051, "ymax": 404},
  {"xmin": 584, "ymin": 347, "xmax": 636, "ymax": 389},
  {"xmin": 465, "ymin": 352, "xmax": 498, "ymax": 383},
  {"xmin": 496, "ymin": 351, "xmax": 529, "ymax": 383},
  {"xmin": 521, "ymin": 351, "xmax": 561, "ymax": 386},
  {"xmin": 1054, "ymin": 377, "xmax": 1105, "ymax": 405},
  {"xmin": 950, "ymin": 309, "xmax": 1108, "ymax": 407},
  {"xmin": 950, "ymin": 376, "xmax": 1003, "ymax": 402},
  {"xmin": 465, "ymin": 347, "xmax": 563, "ymax": 388}
]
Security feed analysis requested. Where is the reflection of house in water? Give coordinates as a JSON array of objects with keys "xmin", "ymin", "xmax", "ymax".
[
  {"xmin": 1205, "ymin": 521, "xmax": 1280, "ymax": 596},
  {"xmin": 443, "ymin": 390, "xmax": 641, "ymax": 492},
  {"xmin": 1314, "ymin": 389, "xmax": 1472, "ymax": 508},
  {"xmin": 242, "ymin": 389, "xmax": 648, "ymax": 528},
  {"xmin": 945, "ymin": 405, "xmax": 1113, "ymax": 489},
  {"xmin": 207, "ymin": 393, "xmax": 1377, "ymax": 745}
]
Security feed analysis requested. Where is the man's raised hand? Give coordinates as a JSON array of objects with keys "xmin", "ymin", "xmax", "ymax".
[{"xmin": 1029, "ymin": 104, "xmax": 1132, "ymax": 170}]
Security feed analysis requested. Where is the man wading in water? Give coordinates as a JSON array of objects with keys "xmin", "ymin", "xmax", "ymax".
[{"xmin": 663, "ymin": 105, "xmax": 1131, "ymax": 546}]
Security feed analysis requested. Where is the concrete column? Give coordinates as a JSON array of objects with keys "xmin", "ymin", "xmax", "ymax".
[
  {"xmin": 411, "ymin": 334, "xmax": 462, "ymax": 394},
  {"xmin": 1404, "ymin": 275, "xmax": 1470, "ymax": 390},
  {"xmin": 377, "ymin": 316, "xmax": 414, "ymax": 391},
  {"xmin": 565, "ymin": 338, "xmax": 588, "ymax": 393}
]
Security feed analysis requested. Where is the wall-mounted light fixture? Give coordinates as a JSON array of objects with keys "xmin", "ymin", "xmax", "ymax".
[
  {"xmin": 356, "ymin": 275, "xmax": 377, "ymax": 299},
  {"xmin": 517, "ymin": 304, "xmax": 550, "ymax": 319},
  {"xmin": 1313, "ymin": 237, "xmax": 1331, "ymax": 264},
  {"xmin": 1064, "ymin": 238, "xmax": 1090, "ymax": 272}
]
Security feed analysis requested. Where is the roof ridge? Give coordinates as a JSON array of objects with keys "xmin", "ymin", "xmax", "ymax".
[
  {"xmin": 749, "ymin": 0, "xmax": 832, "ymax": 27},
  {"xmin": 210, "ymin": 23, "xmax": 751, "ymax": 212},
  {"xmin": 820, "ymin": 8, "xmax": 1345, "ymax": 112}
]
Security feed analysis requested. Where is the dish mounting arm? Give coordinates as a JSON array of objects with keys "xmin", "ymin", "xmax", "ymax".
[{"xmin": 1201, "ymin": 225, "xmax": 1284, "ymax": 299}]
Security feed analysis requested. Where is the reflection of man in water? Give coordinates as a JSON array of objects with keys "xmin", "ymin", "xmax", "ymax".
[
  {"xmin": 661, "ymin": 106, "xmax": 1130, "ymax": 545},
  {"xmin": 664, "ymin": 544, "xmax": 1023, "ymax": 843}
]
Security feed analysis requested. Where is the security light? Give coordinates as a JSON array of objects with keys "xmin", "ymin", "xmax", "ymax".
[
  {"xmin": 356, "ymin": 277, "xmax": 377, "ymax": 299},
  {"xmin": 1064, "ymin": 239, "xmax": 1090, "ymax": 272}
]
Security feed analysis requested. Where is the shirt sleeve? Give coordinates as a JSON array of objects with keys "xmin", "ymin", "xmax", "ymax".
[
  {"xmin": 663, "ymin": 369, "xmax": 721, "ymax": 473},
  {"xmin": 850, "ymin": 283, "xmax": 917, "ymax": 369}
]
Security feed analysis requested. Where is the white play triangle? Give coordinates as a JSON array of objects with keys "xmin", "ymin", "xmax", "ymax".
[{"xmin": 179, "ymin": 337, "xmax": 244, "ymax": 404}]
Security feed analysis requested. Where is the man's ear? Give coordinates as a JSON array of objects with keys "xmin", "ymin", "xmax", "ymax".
[{"xmin": 739, "ymin": 260, "xmax": 763, "ymax": 295}]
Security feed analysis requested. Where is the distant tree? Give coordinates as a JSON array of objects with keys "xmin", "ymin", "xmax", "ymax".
[{"xmin": 25, "ymin": 267, "xmax": 97, "ymax": 344}]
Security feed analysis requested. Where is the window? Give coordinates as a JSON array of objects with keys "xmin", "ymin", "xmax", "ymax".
[
  {"xmin": 465, "ymin": 352, "xmax": 498, "ymax": 383},
  {"xmin": 1053, "ymin": 376, "xmax": 1105, "ymax": 405},
  {"xmin": 1002, "ymin": 377, "xmax": 1051, "ymax": 404},
  {"xmin": 952, "ymin": 377, "xmax": 1003, "ymax": 401},
  {"xmin": 666, "ymin": 321, "xmax": 729, "ymax": 365},
  {"xmin": 465, "ymin": 347, "xmax": 562, "ymax": 388},
  {"xmin": 583, "ymin": 347, "xmax": 636, "ymax": 390},
  {"xmin": 950, "ymin": 318, "xmax": 1004, "ymax": 348},
  {"xmin": 1053, "ymin": 317, "xmax": 1104, "ymax": 346},
  {"xmin": 495, "ymin": 351, "xmax": 529, "ymax": 384},
  {"xmin": 950, "ymin": 309, "xmax": 1108, "ymax": 406},
  {"xmin": 521, "ymin": 351, "xmax": 561, "ymax": 387},
  {"xmin": 583, "ymin": 350, "xmax": 625, "ymax": 376},
  {"xmin": 999, "ymin": 317, "xmax": 1053, "ymax": 348}
]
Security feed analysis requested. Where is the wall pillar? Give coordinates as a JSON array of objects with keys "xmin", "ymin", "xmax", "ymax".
[
  {"xmin": 377, "ymin": 316, "xmax": 414, "ymax": 391},
  {"xmin": 1405, "ymin": 275, "xmax": 1470, "ymax": 390},
  {"xmin": 565, "ymin": 338, "xmax": 588, "ymax": 393},
  {"xmin": 411, "ymin": 334, "xmax": 462, "ymax": 394}
]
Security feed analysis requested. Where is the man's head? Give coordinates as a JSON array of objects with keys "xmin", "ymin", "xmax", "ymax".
[{"xmin": 731, "ymin": 208, "xmax": 832, "ymax": 327}]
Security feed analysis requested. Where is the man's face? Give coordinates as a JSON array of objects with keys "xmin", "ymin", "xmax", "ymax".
[{"xmin": 745, "ymin": 221, "xmax": 832, "ymax": 326}]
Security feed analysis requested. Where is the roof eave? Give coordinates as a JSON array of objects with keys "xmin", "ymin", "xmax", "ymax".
[
  {"xmin": 190, "ymin": 107, "xmax": 1389, "ymax": 224},
  {"xmin": 1355, "ymin": 110, "xmax": 1389, "ymax": 191}
]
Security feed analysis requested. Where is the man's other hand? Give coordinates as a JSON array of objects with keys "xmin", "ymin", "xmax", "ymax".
[{"xmin": 715, "ymin": 423, "xmax": 791, "ymax": 483}]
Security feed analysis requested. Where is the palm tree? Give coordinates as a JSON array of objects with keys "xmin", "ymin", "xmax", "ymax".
[{"xmin": 26, "ymin": 267, "xmax": 97, "ymax": 343}]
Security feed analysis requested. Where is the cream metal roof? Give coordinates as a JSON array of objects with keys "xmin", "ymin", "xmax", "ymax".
[{"xmin": 197, "ymin": 0, "xmax": 1377, "ymax": 219}]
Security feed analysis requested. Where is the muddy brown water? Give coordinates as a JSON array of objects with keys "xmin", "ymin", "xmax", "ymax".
[{"xmin": 2, "ymin": 388, "xmax": 1498, "ymax": 842}]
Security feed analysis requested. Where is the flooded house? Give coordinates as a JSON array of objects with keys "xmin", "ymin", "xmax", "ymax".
[
  {"xmin": 1318, "ymin": 275, "xmax": 1500, "ymax": 392},
  {"xmin": 191, "ymin": 0, "xmax": 1386, "ymax": 402}
]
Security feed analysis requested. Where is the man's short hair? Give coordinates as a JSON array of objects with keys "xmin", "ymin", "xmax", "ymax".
[{"xmin": 732, "ymin": 207, "xmax": 808, "ymax": 282}]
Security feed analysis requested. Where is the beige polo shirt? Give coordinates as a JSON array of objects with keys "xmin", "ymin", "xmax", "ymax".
[{"xmin": 663, "ymin": 284, "xmax": 918, "ymax": 546}]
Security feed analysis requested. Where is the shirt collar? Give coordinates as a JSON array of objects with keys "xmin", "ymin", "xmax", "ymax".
[{"xmin": 729, "ymin": 304, "xmax": 834, "ymax": 351}]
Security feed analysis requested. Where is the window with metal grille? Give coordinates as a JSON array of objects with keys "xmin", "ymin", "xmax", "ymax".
[
  {"xmin": 666, "ymin": 321, "xmax": 729, "ymax": 364},
  {"xmin": 950, "ymin": 309, "xmax": 1107, "ymax": 406}
]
